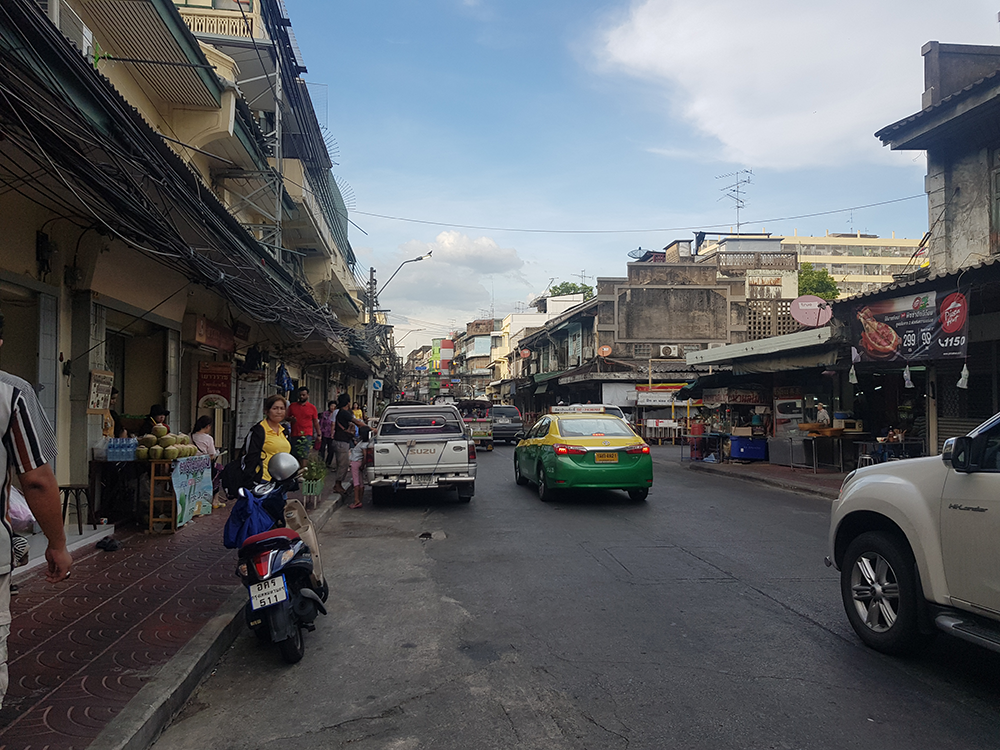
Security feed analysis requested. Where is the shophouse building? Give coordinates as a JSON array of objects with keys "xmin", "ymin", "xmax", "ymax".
[
  {"xmin": 0, "ymin": 0, "xmax": 369, "ymax": 498},
  {"xmin": 684, "ymin": 39, "xmax": 1000, "ymax": 466}
]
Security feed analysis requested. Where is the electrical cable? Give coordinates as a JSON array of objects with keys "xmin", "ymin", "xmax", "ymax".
[{"xmin": 353, "ymin": 195, "xmax": 926, "ymax": 236}]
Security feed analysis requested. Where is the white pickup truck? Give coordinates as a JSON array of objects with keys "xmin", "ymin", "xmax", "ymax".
[
  {"xmin": 365, "ymin": 404, "xmax": 477, "ymax": 503},
  {"xmin": 827, "ymin": 411, "xmax": 1000, "ymax": 655}
]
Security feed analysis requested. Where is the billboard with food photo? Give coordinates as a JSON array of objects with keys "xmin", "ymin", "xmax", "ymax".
[{"xmin": 851, "ymin": 289, "xmax": 969, "ymax": 362}]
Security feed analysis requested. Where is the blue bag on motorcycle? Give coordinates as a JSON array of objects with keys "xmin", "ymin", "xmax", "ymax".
[{"xmin": 223, "ymin": 492, "xmax": 275, "ymax": 549}]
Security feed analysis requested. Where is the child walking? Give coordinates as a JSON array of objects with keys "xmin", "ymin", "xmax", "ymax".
[{"xmin": 348, "ymin": 426, "xmax": 371, "ymax": 509}]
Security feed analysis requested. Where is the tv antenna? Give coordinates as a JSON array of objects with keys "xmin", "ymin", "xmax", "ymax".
[
  {"xmin": 573, "ymin": 270, "xmax": 592, "ymax": 286},
  {"xmin": 717, "ymin": 169, "xmax": 753, "ymax": 235}
]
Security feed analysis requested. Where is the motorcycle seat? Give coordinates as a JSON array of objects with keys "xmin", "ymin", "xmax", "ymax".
[{"xmin": 242, "ymin": 527, "xmax": 301, "ymax": 547}]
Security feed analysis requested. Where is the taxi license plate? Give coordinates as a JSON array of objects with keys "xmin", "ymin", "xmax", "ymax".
[
  {"xmin": 594, "ymin": 452, "xmax": 619, "ymax": 463},
  {"xmin": 249, "ymin": 576, "xmax": 287, "ymax": 611}
]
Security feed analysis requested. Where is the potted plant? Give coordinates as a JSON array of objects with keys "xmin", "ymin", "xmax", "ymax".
[{"xmin": 300, "ymin": 459, "xmax": 327, "ymax": 507}]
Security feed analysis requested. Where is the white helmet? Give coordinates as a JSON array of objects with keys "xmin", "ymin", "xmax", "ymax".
[{"xmin": 267, "ymin": 452, "xmax": 299, "ymax": 481}]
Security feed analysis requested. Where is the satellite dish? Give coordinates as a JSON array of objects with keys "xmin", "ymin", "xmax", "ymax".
[
  {"xmin": 598, "ymin": 345, "xmax": 613, "ymax": 357},
  {"xmin": 791, "ymin": 295, "xmax": 833, "ymax": 327},
  {"xmin": 628, "ymin": 247, "xmax": 646, "ymax": 259}
]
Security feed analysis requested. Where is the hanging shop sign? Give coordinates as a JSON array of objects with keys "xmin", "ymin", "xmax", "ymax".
[
  {"xmin": 197, "ymin": 362, "xmax": 232, "ymax": 409},
  {"xmin": 235, "ymin": 372, "xmax": 266, "ymax": 442},
  {"xmin": 851, "ymin": 289, "xmax": 969, "ymax": 362},
  {"xmin": 193, "ymin": 316, "xmax": 235, "ymax": 353},
  {"xmin": 702, "ymin": 387, "xmax": 768, "ymax": 405},
  {"xmin": 86, "ymin": 369, "xmax": 115, "ymax": 413}
]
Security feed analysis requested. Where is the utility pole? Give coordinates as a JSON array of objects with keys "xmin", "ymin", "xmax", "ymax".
[{"xmin": 367, "ymin": 266, "xmax": 377, "ymax": 415}]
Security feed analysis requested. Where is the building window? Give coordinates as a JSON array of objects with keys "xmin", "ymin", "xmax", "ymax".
[{"xmin": 633, "ymin": 343, "xmax": 652, "ymax": 358}]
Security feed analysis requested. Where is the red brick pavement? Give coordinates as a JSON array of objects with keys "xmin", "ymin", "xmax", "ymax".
[{"xmin": 1, "ymin": 511, "xmax": 239, "ymax": 750}]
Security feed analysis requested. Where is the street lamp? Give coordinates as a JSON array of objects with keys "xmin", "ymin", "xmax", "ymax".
[
  {"xmin": 378, "ymin": 251, "xmax": 432, "ymax": 296},
  {"xmin": 393, "ymin": 328, "xmax": 426, "ymax": 349}
]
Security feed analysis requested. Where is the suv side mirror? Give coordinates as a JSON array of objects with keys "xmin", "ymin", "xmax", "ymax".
[{"xmin": 949, "ymin": 436, "xmax": 974, "ymax": 472}]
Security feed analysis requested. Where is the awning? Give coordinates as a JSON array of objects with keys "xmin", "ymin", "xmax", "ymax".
[
  {"xmin": 733, "ymin": 348, "xmax": 838, "ymax": 374},
  {"xmin": 535, "ymin": 382, "xmax": 549, "ymax": 394},
  {"xmin": 677, "ymin": 372, "xmax": 766, "ymax": 401},
  {"xmin": 533, "ymin": 370, "xmax": 567, "ymax": 384},
  {"xmin": 687, "ymin": 327, "xmax": 835, "ymax": 366}
]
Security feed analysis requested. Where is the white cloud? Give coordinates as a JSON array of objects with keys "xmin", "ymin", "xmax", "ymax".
[
  {"xmin": 600, "ymin": 0, "xmax": 1000, "ymax": 169},
  {"xmin": 374, "ymin": 231, "xmax": 534, "ymax": 346},
  {"xmin": 400, "ymin": 230, "xmax": 526, "ymax": 276}
]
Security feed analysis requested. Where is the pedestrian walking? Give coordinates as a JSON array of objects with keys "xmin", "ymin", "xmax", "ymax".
[
  {"xmin": 286, "ymin": 387, "xmax": 320, "ymax": 462},
  {"xmin": 319, "ymin": 400, "xmax": 336, "ymax": 467},
  {"xmin": 348, "ymin": 426, "xmax": 371, "ymax": 509},
  {"xmin": 331, "ymin": 393, "xmax": 367, "ymax": 495},
  {"xmin": 0, "ymin": 311, "xmax": 72, "ymax": 708}
]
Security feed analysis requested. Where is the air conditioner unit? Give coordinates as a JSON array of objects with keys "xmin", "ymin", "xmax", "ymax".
[
  {"xmin": 707, "ymin": 343, "xmax": 725, "ymax": 349},
  {"xmin": 660, "ymin": 345, "xmax": 680, "ymax": 358}
]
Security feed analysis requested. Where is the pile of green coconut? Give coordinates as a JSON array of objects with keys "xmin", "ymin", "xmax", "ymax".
[{"xmin": 135, "ymin": 423, "xmax": 199, "ymax": 461}]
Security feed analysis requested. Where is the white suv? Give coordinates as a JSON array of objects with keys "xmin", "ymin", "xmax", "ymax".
[{"xmin": 827, "ymin": 412, "xmax": 1000, "ymax": 655}]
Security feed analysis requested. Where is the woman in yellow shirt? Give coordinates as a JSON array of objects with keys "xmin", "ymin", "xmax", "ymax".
[{"xmin": 239, "ymin": 394, "xmax": 291, "ymax": 484}]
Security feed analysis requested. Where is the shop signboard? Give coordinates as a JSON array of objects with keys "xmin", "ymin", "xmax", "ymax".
[
  {"xmin": 87, "ymin": 370, "xmax": 115, "ymax": 413},
  {"xmin": 851, "ymin": 289, "xmax": 969, "ymax": 362},
  {"xmin": 172, "ymin": 454, "xmax": 213, "ymax": 527},
  {"xmin": 703, "ymin": 387, "xmax": 767, "ymax": 405},
  {"xmin": 638, "ymin": 392, "xmax": 674, "ymax": 406},
  {"xmin": 235, "ymin": 372, "xmax": 266, "ymax": 443},
  {"xmin": 194, "ymin": 316, "xmax": 235, "ymax": 353},
  {"xmin": 197, "ymin": 362, "xmax": 232, "ymax": 409}
]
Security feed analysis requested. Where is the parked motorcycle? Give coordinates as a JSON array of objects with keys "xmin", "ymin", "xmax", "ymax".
[{"xmin": 235, "ymin": 453, "xmax": 328, "ymax": 663}]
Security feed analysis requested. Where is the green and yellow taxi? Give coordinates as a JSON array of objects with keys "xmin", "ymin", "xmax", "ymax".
[{"xmin": 513, "ymin": 408, "xmax": 653, "ymax": 501}]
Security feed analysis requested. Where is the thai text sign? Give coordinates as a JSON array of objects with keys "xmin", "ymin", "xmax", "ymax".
[
  {"xmin": 197, "ymin": 362, "xmax": 232, "ymax": 409},
  {"xmin": 852, "ymin": 289, "xmax": 969, "ymax": 362},
  {"xmin": 703, "ymin": 387, "xmax": 768, "ymax": 405},
  {"xmin": 172, "ymin": 454, "xmax": 213, "ymax": 527}
]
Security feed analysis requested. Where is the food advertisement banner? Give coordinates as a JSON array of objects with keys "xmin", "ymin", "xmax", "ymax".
[
  {"xmin": 172, "ymin": 454, "xmax": 213, "ymax": 527},
  {"xmin": 852, "ymin": 289, "xmax": 969, "ymax": 362},
  {"xmin": 197, "ymin": 362, "xmax": 232, "ymax": 409}
]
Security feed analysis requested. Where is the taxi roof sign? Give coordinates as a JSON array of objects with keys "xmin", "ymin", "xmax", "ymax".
[{"xmin": 550, "ymin": 405, "xmax": 606, "ymax": 414}]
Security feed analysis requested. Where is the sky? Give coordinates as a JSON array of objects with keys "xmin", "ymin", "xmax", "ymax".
[{"xmin": 286, "ymin": 0, "xmax": 1000, "ymax": 351}]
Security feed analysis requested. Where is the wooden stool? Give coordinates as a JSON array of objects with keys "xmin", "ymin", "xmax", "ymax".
[{"xmin": 60, "ymin": 484, "xmax": 96, "ymax": 535}]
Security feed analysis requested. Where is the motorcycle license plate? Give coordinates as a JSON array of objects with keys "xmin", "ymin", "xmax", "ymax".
[
  {"xmin": 249, "ymin": 576, "xmax": 287, "ymax": 610},
  {"xmin": 594, "ymin": 452, "xmax": 619, "ymax": 463}
]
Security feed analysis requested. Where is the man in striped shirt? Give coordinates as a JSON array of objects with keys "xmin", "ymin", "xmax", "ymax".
[{"xmin": 0, "ymin": 311, "xmax": 71, "ymax": 708}]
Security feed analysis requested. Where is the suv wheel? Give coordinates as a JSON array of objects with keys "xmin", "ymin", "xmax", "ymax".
[{"xmin": 841, "ymin": 531, "xmax": 930, "ymax": 655}]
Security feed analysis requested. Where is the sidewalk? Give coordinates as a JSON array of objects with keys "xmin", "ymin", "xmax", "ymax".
[
  {"xmin": 1, "ymin": 487, "xmax": 344, "ymax": 750},
  {"xmin": 650, "ymin": 443, "xmax": 847, "ymax": 500}
]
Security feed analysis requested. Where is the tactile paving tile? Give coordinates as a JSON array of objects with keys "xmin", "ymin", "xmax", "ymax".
[{"xmin": 0, "ymin": 511, "xmax": 239, "ymax": 750}]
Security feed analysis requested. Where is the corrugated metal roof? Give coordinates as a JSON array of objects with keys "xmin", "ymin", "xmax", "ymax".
[
  {"xmin": 839, "ymin": 256, "xmax": 1000, "ymax": 303},
  {"xmin": 875, "ymin": 68, "xmax": 1000, "ymax": 144}
]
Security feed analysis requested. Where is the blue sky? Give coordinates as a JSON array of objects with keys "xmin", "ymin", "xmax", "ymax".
[{"xmin": 287, "ymin": 0, "xmax": 1000, "ymax": 349}]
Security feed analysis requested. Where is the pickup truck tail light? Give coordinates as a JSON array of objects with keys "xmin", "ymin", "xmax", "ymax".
[
  {"xmin": 364, "ymin": 446, "xmax": 374, "ymax": 464},
  {"xmin": 553, "ymin": 444, "xmax": 587, "ymax": 455},
  {"xmin": 468, "ymin": 441, "xmax": 477, "ymax": 461},
  {"xmin": 625, "ymin": 444, "xmax": 650, "ymax": 454}
]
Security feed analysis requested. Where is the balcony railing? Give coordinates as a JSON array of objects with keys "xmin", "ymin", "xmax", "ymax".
[
  {"xmin": 717, "ymin": 252, "xmax": 798, "ymax": 272},
  {"xmin": 176, "ymin": 3, "xmax": 257, "ymax": 39}
]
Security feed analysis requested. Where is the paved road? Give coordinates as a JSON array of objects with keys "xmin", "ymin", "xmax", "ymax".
[{"xmin": 153, "ymin": 446, "xmax": 1000, "ymax": 750}]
